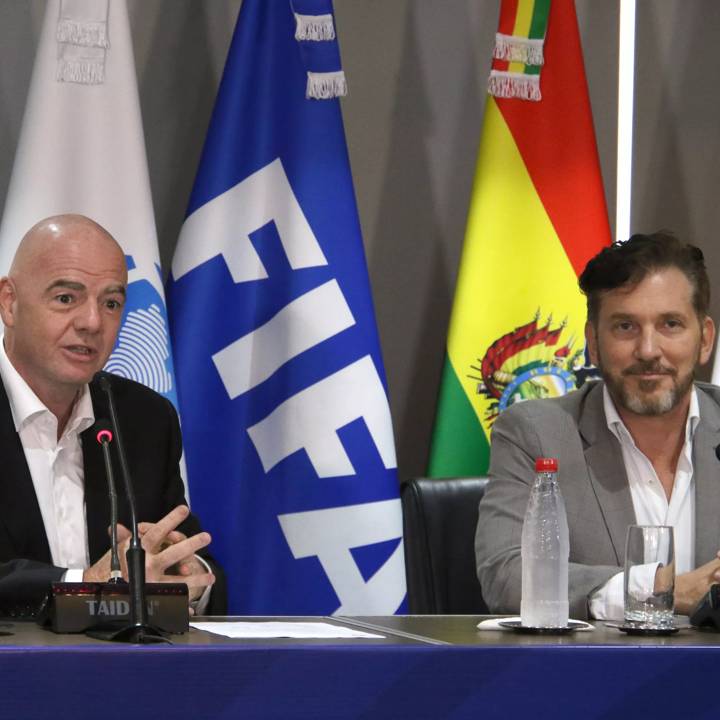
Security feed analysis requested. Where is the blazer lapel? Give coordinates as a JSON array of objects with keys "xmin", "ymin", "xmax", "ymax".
[
  {"xmin": 692, "ymin": 388, "xmax": 720, "ymax": 565},
  {"xmin": 0, "ymin": 380, "xmax": 52, "ymax": 562},
  {"xmin": 579, "ymin": 383, "xmax": 636, "ymax": 565}
]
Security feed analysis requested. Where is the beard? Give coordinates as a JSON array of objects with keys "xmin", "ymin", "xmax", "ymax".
[{"xmin": 600, "ymin": 358, "xmax": 696, "ymax": 416}]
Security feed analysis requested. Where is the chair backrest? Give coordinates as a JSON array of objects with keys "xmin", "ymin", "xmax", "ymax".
[{"xmin": 401, "ymin": 477, "xmax": 489, "ymax": 614}]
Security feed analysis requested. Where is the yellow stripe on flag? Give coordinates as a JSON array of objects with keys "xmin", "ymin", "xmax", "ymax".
[
  {"xmin": 446, "ymin": 98, "xmax": 587, "ymax": 439},
  {"xmin": 508, "ymin": 0, "xmax": 536, "ymax": 73}
]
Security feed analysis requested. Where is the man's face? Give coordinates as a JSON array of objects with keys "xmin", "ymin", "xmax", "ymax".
[
  {"xmin": 585, "ymin": 267, "xmax": 715, "ymax": 417},
  {"xmin": 0, "ymin": 224, "xmax": 127, "ymax": 402}
]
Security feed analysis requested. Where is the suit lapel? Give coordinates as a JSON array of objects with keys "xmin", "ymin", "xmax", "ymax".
[
  {"xmin": 579, "ymin": 383, "xmax": 636, "ymax": 565},
  {"xmin": 0, "ymin": 379, "xmax": 52, "ymax": 562},
  {"xmin": 692, "ymin": 388, "xmax": 720, "ymax": 565}
]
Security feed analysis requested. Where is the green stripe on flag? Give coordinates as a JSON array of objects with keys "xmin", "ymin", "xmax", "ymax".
[
  {"xmin": 427, "ymin": 356, "xmax": 491, "ymax": 477},
  {"xmin": 528, "ymin": 0, "xmax": 551, "ymax": 39}
]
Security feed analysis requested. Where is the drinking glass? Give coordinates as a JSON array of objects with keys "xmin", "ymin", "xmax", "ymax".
[{"xmin": 624, "ymin": 525, "xmax": 674, "ymax": 629}]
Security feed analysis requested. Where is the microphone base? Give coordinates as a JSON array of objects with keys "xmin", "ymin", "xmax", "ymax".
[
  {"xmin": 37, "ymin": 582, "xmax": 189, "ymax": 635},
  {"xmin": 86, "ymin": 621, "xmax": 171, "ymax": 644}
]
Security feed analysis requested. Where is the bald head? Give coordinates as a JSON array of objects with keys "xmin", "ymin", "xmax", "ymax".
[
  {"xmin": 0, "ymin": 214, "xmax": 128, "ymax": 420},
  {"xmin": 10, "ymin": 214, "xmax": 125, "ymax": 280}
]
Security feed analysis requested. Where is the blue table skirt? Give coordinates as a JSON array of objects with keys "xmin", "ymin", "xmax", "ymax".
[{"xmin": 1, "ymin": 643, "xmax": 717, "ymax": 719}]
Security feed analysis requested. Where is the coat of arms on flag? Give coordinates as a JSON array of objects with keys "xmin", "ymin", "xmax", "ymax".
[{"xmin": 470, "ymin": 311, "xmax": 599, "ymax": 430}]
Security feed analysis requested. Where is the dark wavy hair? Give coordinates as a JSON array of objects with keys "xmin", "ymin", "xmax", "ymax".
[{"xmin": 579, "ymin": 231, "xmax": 710, "ymax": 324}]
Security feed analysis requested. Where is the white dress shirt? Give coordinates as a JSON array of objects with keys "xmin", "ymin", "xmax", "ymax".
[{"xmin": 588, "ymin": 385, "xmax": 698, "ymax": 619}]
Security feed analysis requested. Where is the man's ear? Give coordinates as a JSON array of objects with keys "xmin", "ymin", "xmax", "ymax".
[
  {"xmin": 585, "ymin": 320, "xmax": 599, "ymax": 367},
  {"xmin": 0, "ymin": 277, "xmax": 18, "ymax": 328},
  {"xmin": 699, "ymin": 315, "xmax": 716, "ymax": 366}
]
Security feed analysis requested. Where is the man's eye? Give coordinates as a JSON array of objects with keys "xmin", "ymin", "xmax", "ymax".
[
  {"xmin": 56, "ymin": 294, "xmax": 73, "ymax": 304},
  {"xmin": 105, "ymin": 299, "xmax": 123, "ymax": 310}
]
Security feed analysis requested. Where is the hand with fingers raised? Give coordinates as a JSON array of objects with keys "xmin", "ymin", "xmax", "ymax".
[{"xmin": 83, "ymin": 505, "xmax": 215, "ymax": 604}]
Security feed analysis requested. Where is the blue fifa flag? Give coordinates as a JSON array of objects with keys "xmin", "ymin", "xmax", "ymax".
[{"xmin": 167, "ymin": 0, "xmax": 406, "ymax": 614}]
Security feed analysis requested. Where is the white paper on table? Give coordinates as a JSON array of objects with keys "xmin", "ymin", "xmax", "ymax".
[{"xmin": 190, "ymin": 621, "xmax": 385, "ymax": 639}]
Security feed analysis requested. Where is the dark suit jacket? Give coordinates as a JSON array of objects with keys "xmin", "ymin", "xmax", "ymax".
[
  {"xmin": 0, "ymin": 371, "xmax": 226, "ymax": 616},
  {"xmin": 476, "ymin": 380, "xmax": 720, "ymax": 620}
]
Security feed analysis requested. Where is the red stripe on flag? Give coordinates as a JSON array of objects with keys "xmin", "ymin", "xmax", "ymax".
[
  {"xmin": 493, "ymin": 0, "xmax": 519, "ymax": 72},
  {"xmin": 497, "ymin": 0, "xmax": 520, "ymax": 35},
  {"xmin": 495, "ymin": 0, "xmax": 611, "ymax": 276}
]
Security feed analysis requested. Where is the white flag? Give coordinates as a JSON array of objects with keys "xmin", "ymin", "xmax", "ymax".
[{"xmin": 0, "ymin": 0, "xmax": 178, "ymax": 408}]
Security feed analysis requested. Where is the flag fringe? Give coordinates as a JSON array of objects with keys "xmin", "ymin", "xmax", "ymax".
[
  {"xmin": 493, "ymin": 33, "xmax": 544, "ymax": 66},
  {"xmin": 295, "ymin": 13, "xmax": 336, "ymax": 41},
  {"xmin": 487, "ymin": 71, "xmax": 541, "ymax": 101},
  {"xmin": 56, "ymin": 58, "xmax": 105, "ymax": 85},
  {"xmin": 56, "ymin": 19, "xmax": 109, "ymax": 48},
  {"xmin": 306, "ymin": 71, "xmax": 347, "ymax": 100}
]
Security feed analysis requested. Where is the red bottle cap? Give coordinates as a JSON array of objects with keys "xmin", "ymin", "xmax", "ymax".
[{"xmin": 535, "ymin": 457, "xmax": 558, "ymax": 472}]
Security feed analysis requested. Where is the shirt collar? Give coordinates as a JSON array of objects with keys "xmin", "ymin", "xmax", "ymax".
[
  {"xmin": 0, "ymin": 334, "xmax": 95, "ymax": 435},
  {"xmin": 603, "ymin": 383, "xmax": 700, "ymax": 447}
]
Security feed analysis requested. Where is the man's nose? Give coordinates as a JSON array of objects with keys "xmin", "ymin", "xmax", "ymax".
[
  {"xmin": 634, "ymin": 326, "xmax": 662, "ymax": 360},
  {"xmin": 74, "ymin": 302, "xmax": 102, "ymax": 332}
]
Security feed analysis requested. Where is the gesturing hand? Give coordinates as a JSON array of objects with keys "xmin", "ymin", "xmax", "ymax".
[{"xmin": 83, "ymin": 505, "xmax": 215, "ymax": 601}]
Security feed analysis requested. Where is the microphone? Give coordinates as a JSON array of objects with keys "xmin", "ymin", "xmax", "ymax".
[
  {"xmin": 95, "ymin": 421, "xmax": 123, "ymax": 583},
  {"xmin": 95, "ymin": 373, "xmax": 168, "ymax": 644}
]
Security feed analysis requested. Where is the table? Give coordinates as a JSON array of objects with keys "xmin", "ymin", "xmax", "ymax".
[{"xmin": 3, "ymin": 615, "xmax": 720, "ymax": 719}]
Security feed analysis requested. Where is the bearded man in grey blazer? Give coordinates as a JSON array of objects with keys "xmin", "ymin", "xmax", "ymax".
[{"xmin": 476, "ymin": 232, "xmax": 720, "ymax": 620}]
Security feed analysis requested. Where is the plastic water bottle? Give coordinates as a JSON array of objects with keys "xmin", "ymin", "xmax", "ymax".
[{"xmin": 520, "ymin": 457, "xmax": 569, "ymax": 628}]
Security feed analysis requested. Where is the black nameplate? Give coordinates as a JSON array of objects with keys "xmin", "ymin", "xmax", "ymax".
[{"xmin": 37, "ymin": 582, "xmax": 189, "ymax": 634}]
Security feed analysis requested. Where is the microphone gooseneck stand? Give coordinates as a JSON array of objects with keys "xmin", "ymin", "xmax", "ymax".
[{"xmin": 87, "ymin": 376, "xmax": 170, "ymax": 644}]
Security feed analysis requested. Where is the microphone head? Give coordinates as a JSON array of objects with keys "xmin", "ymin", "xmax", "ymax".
[
  {"xmin": 97, "ymin": 373, "xmax": 111, "ymax": 393},
  {"xmin": 95, "ymin": 419, "xmax": 113, "ymax": 445}
]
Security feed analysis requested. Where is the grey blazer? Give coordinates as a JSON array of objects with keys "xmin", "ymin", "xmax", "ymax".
[{"xmin": 475, "ymin": 380, "xmax": 720, "ymax": 620}]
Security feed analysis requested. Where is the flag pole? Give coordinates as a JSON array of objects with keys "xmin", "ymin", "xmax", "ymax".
[{"xmin": 616, "ymin": 0, "xmax": 636, "ymax": 242}]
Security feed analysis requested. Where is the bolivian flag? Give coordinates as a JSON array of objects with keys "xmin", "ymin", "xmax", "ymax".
[{"xmin": 428, "ymin": 0, "xmax": 611, "ymax": 477}]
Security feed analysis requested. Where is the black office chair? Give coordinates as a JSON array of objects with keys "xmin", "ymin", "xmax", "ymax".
[{"xmin": 401, "ymin": 477, "xmax": 489, "ymax": 614}]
